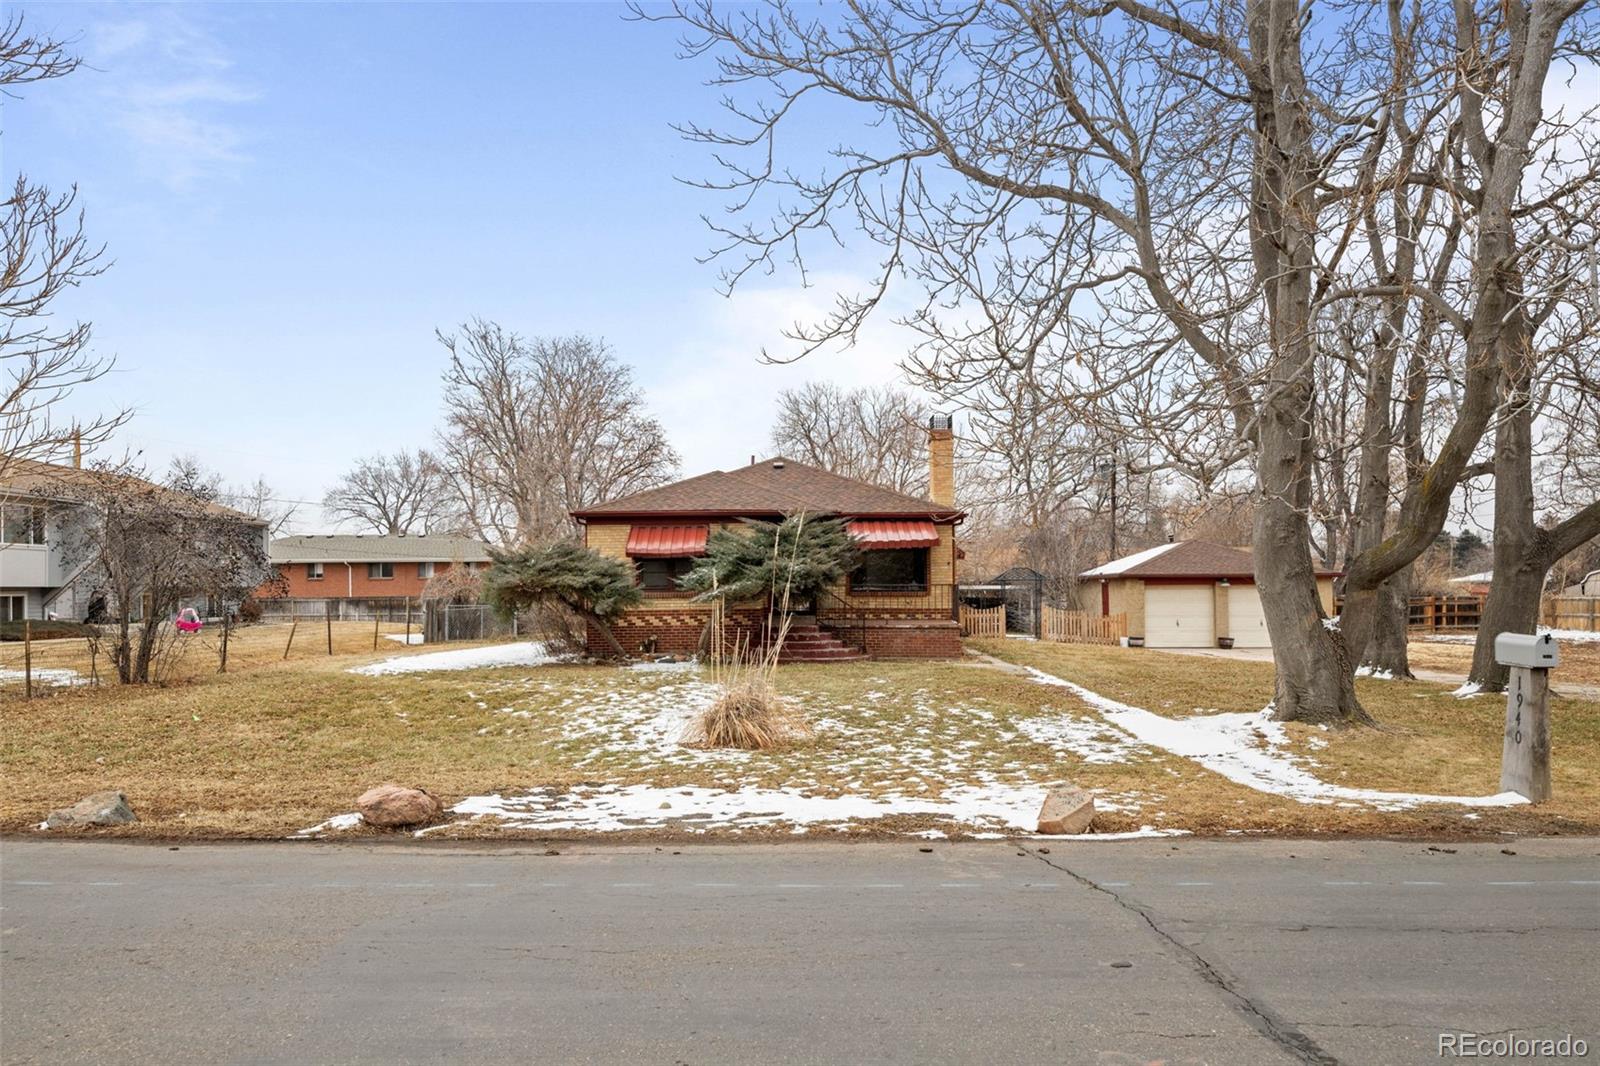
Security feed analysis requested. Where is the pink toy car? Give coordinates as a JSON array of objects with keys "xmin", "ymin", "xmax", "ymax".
[{"xmin": 174, "ymin": 607, "xmax": 204, "ymax": 634}]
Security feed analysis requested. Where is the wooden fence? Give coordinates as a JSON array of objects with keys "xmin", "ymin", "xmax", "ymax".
[
  {"xmin": 959, "ymin": 604, "xmax": 1006, "ymax": 638},
  {"xmin": 1408, "ymin": 595, "xmax": 1484, "ymax": 632},
  {"xmin": 1543, "ymin": 596, "xmax": 1600, "ymax": 633},
  {"xmin": 1041, "ymin": 607, "xmax": 1128, "ymax": 645}
]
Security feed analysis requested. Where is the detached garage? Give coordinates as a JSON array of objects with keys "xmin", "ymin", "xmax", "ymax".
[{"xmin": 1082, "ymin": 541, "xmax": 1337, "ymax": 650}]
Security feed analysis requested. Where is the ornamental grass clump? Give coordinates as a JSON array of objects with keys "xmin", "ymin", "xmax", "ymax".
[{"xmin": 680, "ymin": 516, "xmax": 833, "ymax": 751}]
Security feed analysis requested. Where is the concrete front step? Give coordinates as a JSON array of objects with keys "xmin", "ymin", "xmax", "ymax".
[{"xmin": 776, "ymin": 632, "xmax": 866, "ymax": 662}]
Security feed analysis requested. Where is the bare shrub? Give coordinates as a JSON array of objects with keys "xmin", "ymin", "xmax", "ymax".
[
  {"xmin": 522, "ymin": 600, "xmax": 588, "ymax": 657},
  {"xmin": 682, "ymin": 600, "xmax": 810, "ymax": 751}
]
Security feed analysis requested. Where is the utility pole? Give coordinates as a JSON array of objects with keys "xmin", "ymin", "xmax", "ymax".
[
  {"xmin": 1109, "ymin": 462, "xmax": 1118, "ymax": 560},
  {"xmin": 1098, "ymin": 457, "xmax": 1119, "ymax": 559}
]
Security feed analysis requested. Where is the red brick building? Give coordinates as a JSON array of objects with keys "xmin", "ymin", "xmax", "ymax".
[
  {"xmin": 571, "ymin": 417, "xmax": 966, "ymax": 660},
  {"xmin": 262, "ymin": 535, "xmax": 492, "ymax": 602}
]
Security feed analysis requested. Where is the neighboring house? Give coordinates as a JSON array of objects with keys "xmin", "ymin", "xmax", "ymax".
[
  {"xmin": 571, "ymin": 416, "xmax": 965, "ymax": 659},
  {"xmin": 1562, "ymin": 569, "xmax": 1600, "ymax": 597},
  {"xmin": 0, "ymin": 457, "xmax": 267, "ymax": 622},
  {"xmin": 1082, "ymin": 540, "xmax": 1338, "ymax": 649},
  {"xmin": 262, "ymin": 535, "xmax": 493, "ymax": 601},
  {"xmin": 1448, "ymin": 570, "xmax": 1494, "ymax": 596}
]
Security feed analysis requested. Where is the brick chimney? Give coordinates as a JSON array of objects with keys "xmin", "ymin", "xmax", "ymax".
[{"xmin": 928, "ymin": 413, "xmax": 954, "ymax": 506}]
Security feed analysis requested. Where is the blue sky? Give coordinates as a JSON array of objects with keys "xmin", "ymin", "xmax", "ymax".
[{"xmin": 6, "ymin": 1, "xmax": 919, "ymax": 531}]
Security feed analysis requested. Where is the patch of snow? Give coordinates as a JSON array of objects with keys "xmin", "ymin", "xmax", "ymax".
[
  {"xmin": 349, "ymin": 642, "xmax": 557, "ymax": 676},
  {"xmin": 1015, "ymin": 712, "xmax": 1150, "ymax": 764},
  {"xmin": 1424, "ymin": 627, "xmax": 1600, "ymax": 645},
  {"xmin": 0, "ymin": 666, "xmax": 86, "ymax": 687},
  {"xmin": 1539, "ymin": 627, "xmax": 1600, "ymax": 644},
  {"xmin": 629, "ymin": 660, "xmax": 701, "ymax": 673},
  {"xmin": 438, "ymin": 782, "xmax": 1055, "ymax": 835},
  {"xmin": 1355, "ymin": 665, "xmax": 1396, "ymax": 680},
  {"xmin": 1023, "ymin": 666, "xmax": 1528, "ymax": 811},
  {"xmin": 1322, "ymin": 616, "xmax": 1341, "ymax": 632},
  {"xmin": 1452, "ymin": 682, "xmax": 1485, "ymax": 699},
  {"xmin": 290, "ymin": 812, "xmax": 362, "ymax": 838},
  {"xmin": 384, "ymin": 633, "xmax": 426, "ymax": 645},
  {"xmin": 1081, "ymin": 542, "xmax": 1180, "ymax": 577}
]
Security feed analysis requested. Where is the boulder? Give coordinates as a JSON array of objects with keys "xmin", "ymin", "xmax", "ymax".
[
  {"xmin": 1036, "ymin": 786, "xmax": 1095, "ymax": 836},
  {"xmin": 43, "ymin": 791, "xmax": 137, "ymax": 829},
  {"xmin": 357, "ymin": 784, "xmax": 441, "ymax": 828}
]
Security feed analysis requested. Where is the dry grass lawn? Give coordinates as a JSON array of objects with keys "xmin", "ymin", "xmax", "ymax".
[
  {"xmin": 0, "ymin": 620, "xmax": 421, "ymax": 685},
  {"xmin": 1404, "ymin": 635, "xmax": 1600, "ymax": 689},
  {"xmin": 970, "ymin": 638, "xmax": 1600, "ymax": 838},
  {"xmin": 4, "ymin": 632, "xmax": 1597, "ymax": 841}
]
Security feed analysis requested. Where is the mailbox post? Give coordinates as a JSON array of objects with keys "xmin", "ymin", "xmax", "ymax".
[{"xmin": 1495, "ymin": 632, "xmax": 1559, "ymax": 802}]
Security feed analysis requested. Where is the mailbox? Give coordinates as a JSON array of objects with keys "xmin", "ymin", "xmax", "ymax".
[{"xmin": 1494, "ymin": 632, "xmax": 1559, "ymax": 669}]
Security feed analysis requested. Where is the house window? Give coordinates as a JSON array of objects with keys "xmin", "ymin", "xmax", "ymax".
[
  {"xmin": 418, "ymin": 562, "xmax": 435, "ymax": 579},
  {"xmin": 306, "ymin": 563, "xmax": 325, "ymax": 581},
  {"xmin": 637, "ymin": 557, "xmax": 696, "ymax": 591},
  {"xmin": 851, "ymin": 548, "xmax": 929, "ymax": 592},
  {"xmin": 368, "ymin": 562, "xmax": 394, "ymax": 580},
  {"xmin": 1, "ymin": 504, "xmax": 45, "ymax": 545},
  {"xmin": 1, "ymin": 594, "xmax": 25, "ymax": 622}
]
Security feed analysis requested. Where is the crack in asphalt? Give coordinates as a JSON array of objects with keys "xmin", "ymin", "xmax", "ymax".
[{"xmin": 1017, "ymin": 844, "xmax": 1339, "ymax": 1066}]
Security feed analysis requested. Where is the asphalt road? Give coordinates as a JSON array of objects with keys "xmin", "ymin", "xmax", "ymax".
[{"xmin": 2, "ymin": 838, "xmax": 1596, "ymax": 1066}]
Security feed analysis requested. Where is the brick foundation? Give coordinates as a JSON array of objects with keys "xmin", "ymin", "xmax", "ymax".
[
  {"xmin": 856, "ymin": 619, "xmax": 963, "ymax": 659},
  {"xmin": 590, "ymin": 606, "xmax": 963, "ymax": 660},
  {"xmin": 588, "ymin": 604, "xmax": 771, "ymax": 658}
]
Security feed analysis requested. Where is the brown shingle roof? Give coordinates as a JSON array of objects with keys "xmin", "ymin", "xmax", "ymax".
[
  {"xmin": 0, "ymin": 457, "xmax": 265, "ymax": 524},
  {"xmin": 1081, "ymin": 540, "xmax": 1339, "ymax": 579},
  {"xmin": 573, "ymin": 457, "xmax": 963, "ymax": 520}
]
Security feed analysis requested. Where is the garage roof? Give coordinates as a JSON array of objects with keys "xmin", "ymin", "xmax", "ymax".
[{"xmin": 1081, "ymin": 540, "xmax": 1339, "ymax": 580}]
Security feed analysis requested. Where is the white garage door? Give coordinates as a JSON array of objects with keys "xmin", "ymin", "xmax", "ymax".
[
  {"xmin": 1144, "ymin": 585, "xmax": 1215, "ymax": 648},
  {"xmin": 1226, "ymin": 584, "xmax": 1271, "ymax": 648}
]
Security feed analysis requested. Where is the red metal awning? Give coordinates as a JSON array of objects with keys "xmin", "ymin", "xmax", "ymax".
[
  {"xmin": 847, "ymin": 520, "xmax": 940, "ymax": 549},
  {"xmin": 625, "ymin": 524, "xmax": 709, "ymax": 557}
]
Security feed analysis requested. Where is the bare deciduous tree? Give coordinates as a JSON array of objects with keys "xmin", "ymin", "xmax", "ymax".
[
  {"xmin": 0, "ymin": 16, "xmax": 127, "ymax": 480},
  {"xmin": 770, "ymin": 381, "xmax": 929, "ymax": 494},
  {"xmin": 322, "ymin": 449, "xmax": 451, "ymax": 535},
  {"xmin": 645, "ymin": 0, "xmax": 1599, "ymax": 724},
  {"xmin": 436, "ymin": 321, "xmax": 679, "ymax": 543},
  {"xmin": 54, "ymin": 462, "xmax": 274, "ymax": 684},
  {"xmin": 166, "ymin": 455, "xmax": 298, "ymax": 536}
]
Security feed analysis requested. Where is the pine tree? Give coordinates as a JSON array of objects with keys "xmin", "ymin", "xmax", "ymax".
[
  {"xmin": 680, "ymin": 513, "xmax": 859, "ymax": 610},
  {"xmin": 483, "ymin": 540, "xmax": 643, "ymax": 657}
]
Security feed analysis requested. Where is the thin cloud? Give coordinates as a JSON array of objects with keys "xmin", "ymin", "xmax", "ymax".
[{"xmin": 85, "ymin": 9, "xmax": 257, "ymax": 193}]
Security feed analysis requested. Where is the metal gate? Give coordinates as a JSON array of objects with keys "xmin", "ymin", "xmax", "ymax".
[{"xmin": 424, "ymin": 603, "xmax": 515, "ymax": 643}]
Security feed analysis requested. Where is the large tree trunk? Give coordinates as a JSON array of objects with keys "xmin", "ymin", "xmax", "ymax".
[
  {"xmin": 1365, "ymin": 566, "xmax": 1415, "ymax": 678},
  {"xmin": 1246, "ymin": 0, "xmax": 1370, "ymax": 726},
  {"xmin": 1256, "ymin": 497, "xmax": 1369, "ymax": 724},
  {"xmin": 1468, "ymin": 362, "xmax": 1600, "ymax": 690}
]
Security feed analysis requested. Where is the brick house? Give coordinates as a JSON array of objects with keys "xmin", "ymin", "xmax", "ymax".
[
  {"xmin": 572, "ymin": 416, "xmax": 966, "ymax": 659},
  {"xmin": 262, "ymin": 535, "xmax": 492, "ymax": 603}
]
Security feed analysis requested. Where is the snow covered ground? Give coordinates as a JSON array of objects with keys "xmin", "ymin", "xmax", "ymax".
[
  {"xmin": 1423, "ymin": 628, "xmax": 1600, "ymax": 645},
  {"xmin": 349, "ymin": 641, "xmax": 558, "ymax": 675},
  {"xmin": 299, "ymin": 785, "xmax": 1184, "ymax": 841},
  {"xmin": 296, "ymin": 648, "xmax": 1528, "ymax": 840},
  {"xmin": 0, "ymin": 666, "xmax": 86, "ymax": 688},
  {"xmin": 1024, "ymin": 666, "xmax": 1526, "ymax": 811}
]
